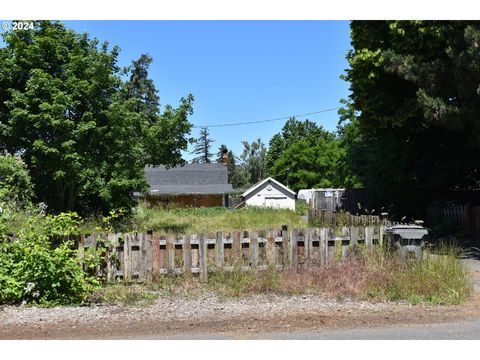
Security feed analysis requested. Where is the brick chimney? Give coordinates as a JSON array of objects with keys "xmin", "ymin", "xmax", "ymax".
[{"xmin": 222, "ymin": 149, "xmax": 229, "ymax": 166}]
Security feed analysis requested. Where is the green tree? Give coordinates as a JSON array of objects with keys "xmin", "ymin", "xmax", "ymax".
[
  {"xmin": 124, "ymin": 54, "xmax": 193, "ymax": 167},
  {"xmin": 266, "ymin": 117, "xmax": 331, "ymax": 170},
  {"xmin": 191, "ymin": 127, "xmax": 213, "ymax": 164},
  {"xmin": 124, "ymin": 54, "xmax": 160, "ymax": 123},
  {"xmin": 336, "ymin": 99, "xmax": 363, "ymax": 189},
  {"xmin": 343, "ymin": 21, "xmax": 480, "ymax": 217},
  {"xmin": 0, "ymin": 21, "xmax": 193, "ymax": 214},
  {"xmin": 266, "ymin": 118, "xmax": 348, "ymax": 191},
  {"xmin": 216, "ymin": 144, "xmax": 243, "ymax": 188},
  {"xmin": 238, "ymin": 138, "xmax": 267, "ymax": 187},
  {"xmin": 144, "ymin": 95, "xmax": 194, "ymax": 167},
  {"xmin": 216, "ymin": 144, "xmax": 228, "ymax": 163}
]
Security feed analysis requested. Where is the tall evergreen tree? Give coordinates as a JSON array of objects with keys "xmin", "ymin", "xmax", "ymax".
[
  {"xmin": 191, "ymin": 127, "xmax": 213, "ymax": 164},
  {"xmin": 216, "ymin": 144, "xmax": 243, "ymax": 188},
  {"xmin": 239, "ymin": 138, "xmax": 267, "ymax": 186},
  {"xmin": 124, "ymin": 54, "xmax": 160, "ymax": 123},
  {"xmin": 123, "ymin": 54, "xmax": 193, "ymax": 167},
  {"xmin": 216, "ymin": 144, "xmax": 228, "ymax": 163},
  {"xmin": 343, "ymin": 21, "xmax": 480, "ymax": 217}
]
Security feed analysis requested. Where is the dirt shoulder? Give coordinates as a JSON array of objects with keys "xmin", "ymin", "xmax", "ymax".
[
  {"xmin": 2, "ymin": 258, "xmax": 480, "ymax": 340},
  {"xmin": 2, "ymin": 291, "xmax": 480, "ymax": 340}
]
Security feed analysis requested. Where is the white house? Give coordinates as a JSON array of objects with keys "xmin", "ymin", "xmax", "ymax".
[{"xmin": 240, "ymin": 177, "xmax": 296, "ymax": 211}]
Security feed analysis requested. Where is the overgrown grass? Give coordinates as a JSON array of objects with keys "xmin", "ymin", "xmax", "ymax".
[
  {"xmin": 131, "ymin": 203, "xmax": 307, "ymax": 234},
  {"xmin": 87, "ymin": 276, "xmax": 208, "ymax": 305},
  {"xmin": 89, "ymin": 284, "xmax": 158, "ymax": 306},
  {"xmin": 206, "ymin": 247, "xmax": 472, "ymax": 304},
  {"xmin": 88, "ymin": 246, "xmax": 473, "ymax": 306},
  {"xmin": 363, "ymin": 246, "xmax": 473, "ymax": 304}
]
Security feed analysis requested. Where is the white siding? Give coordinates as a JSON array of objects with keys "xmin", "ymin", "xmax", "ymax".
[{"xmin": 244, "ymin": 180, "xmax": 295, "ymax": 211}]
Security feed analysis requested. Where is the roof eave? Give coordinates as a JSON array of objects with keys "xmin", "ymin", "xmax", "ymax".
[{"xmin": 242, "ymin": 177, "xmax": 295, "ymax": 197}]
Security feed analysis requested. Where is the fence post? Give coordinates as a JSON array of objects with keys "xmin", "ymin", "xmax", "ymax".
[
  {"xmin": 327, "ymin": 228, "xmax": 335, "ymax": 263},
  {"xmin": 77, "ymin": 234, "xmax": 85, "ymax": 268},
  {"xmin": 167, "ymin": 235, "xmax": 175, "ymax": 275},
  {"xmin": 199, "ymin": 233, "xmax": 208, "ymax": 280},
  {"xmin": 304, "ymin": 228, "xmax": 310, "ymax": 261},
  {"xmin": 138, "ymin": 233, "xmax": 146, "ymax": 281},
  {"xmin": 145, "ymin": 233, "xmax": 152, "ymax": 282},
  {"xmin": 183, "ymin": 235, "xmax": 192, "ymax": 278},
  {"xmin": 123, "ymin": 233, "xmax": 131, "ymax": 282},
  {"xmin": 320, "ymin": 228, "xmax": 328, "ymax": 266},
  {"xmin": 291, "ymin": 229, "xmax": 298, "ymax": 267},
  {"xmin": 215, "ymin": 231, "xmax": 224, "ymax": 269},
  {"xmin": 379, "ymin": 225, "xmax": 385, "ymax": 247},
  {"xmin": 282, "ymin": 228, "xmax": 289, "ymax": 267},
  {"xmin": 232, "ymin": 230, "xmax": 242, "ymax": 268},
  {"xmin": 365, "ymin": 226, "xmax": 373, "ymax": 251},
  {"xmin": 250, "ymin": 230, "xmax": 259, "ymax": 268},
  {"xmin": 350, "ymin": 226, "xmax": 358, "ymax": 247},
  {"xmin": 106, "ymin": 233, "xmax": 115, "ymax": 282},
  {"xmin": 341, "ymin": 227, "xmax": 350, "ymax": 260},
  {"xmin": 152, "ymin": 235, "xmax": 161, "ymax": 278},
  {"xmin": 266, "ymin": 229, "xmax": 276, "ymax": 266}
]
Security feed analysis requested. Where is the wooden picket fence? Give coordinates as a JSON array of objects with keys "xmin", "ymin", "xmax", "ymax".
[
  {"xmin": 77, "ymin": 226, "xmax": 386, "ymax": 282},
  {"xmin": 308, "ymin": 209, "xmax": 394, "ymax": 227}
]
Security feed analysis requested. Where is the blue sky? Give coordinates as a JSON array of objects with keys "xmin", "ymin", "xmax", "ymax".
[{"xmin": 3, "ymin": 20, "xmax": 352, "ymax": 160}]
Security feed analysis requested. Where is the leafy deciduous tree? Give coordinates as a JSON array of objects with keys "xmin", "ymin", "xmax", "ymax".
[
  {"xmin": 266, "ymin": 118, "xmax": 350, "ymax": 191},
  {"xmin": 0, "ymin": 21, "xmax": 193, "ymax": 214}
]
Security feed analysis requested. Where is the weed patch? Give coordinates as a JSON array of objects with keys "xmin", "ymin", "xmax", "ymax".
[{"xmin": 131, "ymin": 203, "xmax": 306, "ymax": 234}]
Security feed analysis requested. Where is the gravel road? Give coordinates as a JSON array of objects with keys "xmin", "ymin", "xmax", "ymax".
[{"xmin": 136, "ymin": 317, "xmax": 480, "ymax": 339}]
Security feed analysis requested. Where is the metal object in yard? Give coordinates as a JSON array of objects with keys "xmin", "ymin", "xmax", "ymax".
[{"xmin": 385, "ymin": 225, "xmax": 429, "ymax": 260}]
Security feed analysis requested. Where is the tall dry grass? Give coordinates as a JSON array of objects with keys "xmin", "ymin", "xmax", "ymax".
[
  {"xmin": 206, "ymin": 245, "xmax": 473, "ymax": 305},
  {"xmin": 88, "ymin": 245, "xmax": 473, "ymax": 306}
]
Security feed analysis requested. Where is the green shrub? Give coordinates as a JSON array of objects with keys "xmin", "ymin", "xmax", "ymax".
[
  {"xmin": 0, "ymin": 153, "xmax": 34, "ymax": 206},
  {"xmin": 0, "ymin": 212, "xmax": 99, "ymax": 306}
]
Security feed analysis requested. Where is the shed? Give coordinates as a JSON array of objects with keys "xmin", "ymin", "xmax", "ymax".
[{"xmin": 240, "ymin": 177, "xmax": 295, "ymax": 211}]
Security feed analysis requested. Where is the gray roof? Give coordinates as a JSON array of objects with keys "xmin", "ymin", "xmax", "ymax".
[{"xmin": 140, "ymin": 163, "xmax": 233, "ymax": 195}]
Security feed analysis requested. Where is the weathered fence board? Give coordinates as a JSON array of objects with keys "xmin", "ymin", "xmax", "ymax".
[
  {"xmin": 308, "ymin": 209, "xmax": 394, "ymax": 227},
  {"xmin": 78, "ymin": 225, "xmax": 387, "ymax": 282},
  {"xmin": 250, "ymin": 230, "xmax": 259, "ymax": 268},
  {"xmin": 199, "ymin": 234, "xmax": 207, "ymax": 280}
]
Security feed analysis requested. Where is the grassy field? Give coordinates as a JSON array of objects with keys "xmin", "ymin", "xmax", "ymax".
[{"xmin": 130, "ymin": 202, "xmax": 307, "ymax": 234}]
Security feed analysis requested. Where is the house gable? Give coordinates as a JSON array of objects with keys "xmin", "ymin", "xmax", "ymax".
[
  {"xmin": 243, "ymin": 178, "xmax": 295, "ymax": 203},
  {"xmin": 241, "ymin": 177, "xmax": 296, "ymax": 210},
  {"xmin": 242, "ymin": 177, "xmax": 295, "ymax": 199}
]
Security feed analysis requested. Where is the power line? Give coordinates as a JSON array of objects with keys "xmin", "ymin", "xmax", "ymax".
[{"xmin": 193, "ymin": 107, "xmax": 341, "ymax": 128}]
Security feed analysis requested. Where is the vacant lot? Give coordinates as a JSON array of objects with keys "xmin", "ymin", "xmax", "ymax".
[{"xmin": 130, "ymin": 205, "xmax": 307, "ymax": 233}]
